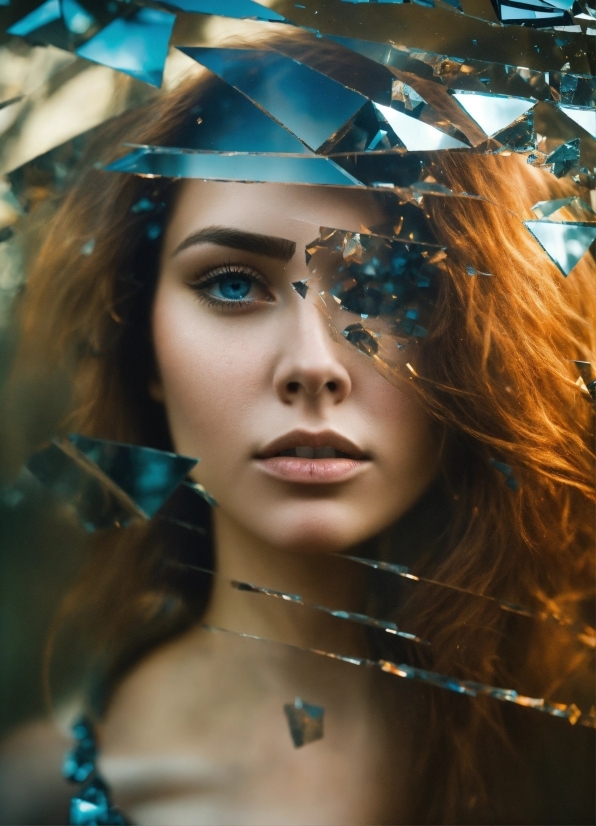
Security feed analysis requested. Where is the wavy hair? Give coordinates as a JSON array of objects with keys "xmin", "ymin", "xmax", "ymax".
[{"xmin": 11, "ymin": 28, "xmax": 595, "ymax": 824}]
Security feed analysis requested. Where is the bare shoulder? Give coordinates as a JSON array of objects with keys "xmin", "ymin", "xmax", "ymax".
[{"xmin": 0, "ymin": 719, "xmax": 72, "ymax": 825}]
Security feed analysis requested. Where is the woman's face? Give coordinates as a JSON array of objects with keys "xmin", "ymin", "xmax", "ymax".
[{"xmin": 152, "ymin": 181, "xmax": 440, "ymax": 554}]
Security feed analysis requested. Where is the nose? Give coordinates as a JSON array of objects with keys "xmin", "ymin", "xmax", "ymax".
[{"xmin": 273, "ymin": 299, "xmax": 352, "ymax": 406}]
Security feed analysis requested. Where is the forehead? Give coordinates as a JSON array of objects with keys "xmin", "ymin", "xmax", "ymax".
[{"xmin": 163, "ymin": 180, "xmax": 386, "ymax": 254}]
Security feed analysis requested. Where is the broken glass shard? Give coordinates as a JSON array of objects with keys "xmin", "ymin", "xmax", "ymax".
[
  {"xmin": 572, "ymin": 360, "xmax": 596, "ymax": 400},
  {"xmin": 207, "ymin": 625, "xmax": 595, "ymax": 728},
  {"xmin": 307, "ymin": 228, "xmax": 441, "ymax": 362},
  {"xmin": 466, "ymin": 265, "xmax": 493, "ymax": 276},
  {"xmin": 26, "ymin": 436, "xmax": 197, "ymax": 530},
  {"xmin": 179, "ymin": 47, "xmax": 369, "ymax": 152},
  {"xmin": 452, "ymin": 92, "xmax": 535, "ymax": 137},
  {"xmin": 291, "ymin": 280, "xmax": 309, "ymax": 298},
  {"xmin": 61, "ymin": 0, "xmax": 95, "ymax": 35},
  {"xmin": 7, "ymin": 0, "xmax": 61, "ymax": 36},
  {"xmin": 185, "ymin": 480, "xmax": 218, "ymax": 507},
  {"xmin": 283, "ymin": 698, "xmax": 324, "ymax": 747},
  {"xmin": 523, "ymin": 220, "xmax": 596, "ymax": 276},
  {"xmin": 558, "ymin": 105, "xmax": 596, "ymax": 137},
  {"xmin": 490, "ymin": 458, "xmax": 518, "ymax": 491},
  {"xmin": 105, "ymin": 147, "xmax": 363, "ymax": 186},
  {"xmin": 544, "ymin": 139, "xmax": 581, "ymax": 177},
  {"xmin": 531, "ymin": 197, "xmax": 596, "ymax": 222},
  {"xmin": 173, "ymin": 76, "xmax": 311, "ymax": 154},
  {"xmin": 158, "ymin": 0, "xmax": 286, "ymax": 20},
  {"xmin": 62, "ymin": 716, "xmax": 96, "ymax": 784},
  {"xmin": 70, "ymin": 776, "xmax": 125, "ymax": 826},
  {"xmin": 373, "ymin": 102, "xmax": 468, "ymax": 150},
  {"xmin": 76, "ymin": 7, "xmax": 176, "ymax": 87}
]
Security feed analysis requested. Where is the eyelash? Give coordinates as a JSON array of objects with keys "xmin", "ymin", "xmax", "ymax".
[{"xmin": 187, "ymin": 263, "xmax": 271, "ymax": 310}]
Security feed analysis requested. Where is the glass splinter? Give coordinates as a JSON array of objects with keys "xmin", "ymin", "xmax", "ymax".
[
  {"xmin": 291, "ymin": 280, "xmax": 309, "ymax": 298},
  {"xmin": 164, "ymin": 559, "xmax": 428, "ymax": 644},
  {"xmin": 283, "ymin": 698, "xmax": 324, "ymax": 748},
  {"xmin": 205, "ymin": 625, "xmax": 594, "ymax": 728},
  {"xmin": 344, "ymin": 556, "xmax": 596, "ymax": 648}
]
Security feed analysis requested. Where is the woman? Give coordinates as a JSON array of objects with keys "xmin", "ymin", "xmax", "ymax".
[{"xmin": 1, "ymin": 27, "xmax": 594, "ymax": 826}]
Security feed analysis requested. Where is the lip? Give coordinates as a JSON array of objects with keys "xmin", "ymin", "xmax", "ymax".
[{"xmin": 254, "ymin": 429, "xmax": 371, "ymax": 484}]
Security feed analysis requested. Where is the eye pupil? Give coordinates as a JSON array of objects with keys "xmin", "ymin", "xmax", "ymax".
[{"xmin": 219, "ymin": 275, "xmax": 251, "ymax": 300}]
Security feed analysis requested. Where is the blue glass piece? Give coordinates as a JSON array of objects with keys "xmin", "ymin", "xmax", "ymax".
[
  {"xmin": 523, "ymin": 221, "xmax": 596, "ymax": 277},
  {"xmin": 174, "ymin": 76, "xmax": 311, "ymax": 154},
  {"xmin": 558, "ymin": 106, "xmax": 596, "ymax": 138},
  {"xmin": 373, "ymin": 103, "xmax": 467, "ymax": 150},
  {"xmin": 180, "ymin": 47, "xmax": 368, "ymax": 152},
  {"xmin": 158, "ymin": 0, "xmax": 285, "ymax": 20},
  {"xmin": 7, "ymin": 0, "xmax": 61, "ymax": 35},
  {"xmin": 452, "ymin": 93, "xmax": 535, "ymax": 137},
  {"xmin": 490, "ymin": 459, "xmax": 518, "ymax": 490},
  {"xmin": 492, "ymin": 111, "xmax": 535, "ymax": 152},
  {"xmin": 105, "ymin": 147, "xmax": 363, "ymax": 186},
  {"xmin": 26, "ymin": 441, "xmax": 138, "ymax": 531},
  {"xmin": 283, "ymin": 697, "xmax": 324, "ymax": 747},
  {"xmin": 61, "ymin": 0, "xmax": 95, "ymax": 34},
  {"xmin": 26, "ymin": 437, "xmax": 198, "ymax": 530},
  {"xmin": 69, "ymin": 777, "xmax": 126, "ymax": 825},
  {"xmin": 67, "ymin": 434, "xmax": 198, "ymax": 519},
  {"xmin": 75, "ymin": 7, "xmax": 176, "ymax": 87}
]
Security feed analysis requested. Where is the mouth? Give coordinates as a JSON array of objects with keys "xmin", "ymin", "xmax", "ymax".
[{"xmin": 254, "ymin": 431, "xmax": 370, "ymax": 483}]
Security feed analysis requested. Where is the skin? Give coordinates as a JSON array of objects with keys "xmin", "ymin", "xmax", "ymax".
[
  {"xmin": 151, "ymin": 180, "xmax": 440, "ymax": 565},
  {"xmin": 0, "ymin": 182, "xmax": 443, "ymax": 826}
]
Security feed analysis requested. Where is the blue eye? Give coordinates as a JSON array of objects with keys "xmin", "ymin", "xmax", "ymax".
[
  {"xmin": 189, "ymin": 265, "xmax": 271, "ymax": 309},
  {"xmin": 216, "ymin": 275, "xmax": 251, "ymax": 300}
]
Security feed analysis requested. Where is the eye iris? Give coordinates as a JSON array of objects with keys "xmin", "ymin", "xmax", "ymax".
[{"xmin": 218, "ymin": 275, "xmax": 251, "ymax": 300}]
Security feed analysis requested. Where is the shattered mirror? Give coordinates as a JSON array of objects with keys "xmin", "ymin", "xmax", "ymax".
[{"xmin": 0, "ymin": 1, "xmax": 594, "ymax": 824}]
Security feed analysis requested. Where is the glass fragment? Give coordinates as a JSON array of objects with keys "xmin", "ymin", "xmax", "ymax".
[
  {"xmin": 105, "ymin": 147, "xmax": 363, "ymax": 186},
  {"xmin": 76, "ymin": 7, "xmax": 176, "ymax": 87},
  {"xmin": 206, "ymin": 625, "xmax": 595, "ymax": 727},
  {"xmin": 452, "ymin": 92, "xmax": 535, "ymax": 137},
  {"xmin": 69, "ymin": 776, "xmax": 126, "ymax": 826},
  {"xmin": 372, "ymin": 102, "xmax": 468, "ymax": 150},
  {"xmin": 490, "ymin": 458, "xmax": 518, "ymax": 491},
  {"xmin": 291, "ymin": 280, "xmax": 310, "ymax": 298},
  {"xmin": 179, "ymin": 47, "xmax": 369, "ymax": 152},
  {"xmin": 158, "ymin": 0, "xmax": 286, "ymax": 20},
  {"xmin": 6, "ymin": 0, "xmax": 61, "ymax": 37},
  {"xmin": 26, "ymin": 435, "xmax": 198, "ymax": 530},
  {"xmin": 558, "ymin": 104, "xmax": 596, "ymax": 136},
  {"xmin": 523, "ymin": 220, "xmax": 596, "ymax": 276},
  {"xmin": 283, "ymin": 698, "xmax": 324, "ymax": 748}
]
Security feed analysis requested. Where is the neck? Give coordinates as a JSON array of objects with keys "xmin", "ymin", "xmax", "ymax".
[{"xmin": 202, "ymin": 509, "xmax": 372, "ymax": 657}]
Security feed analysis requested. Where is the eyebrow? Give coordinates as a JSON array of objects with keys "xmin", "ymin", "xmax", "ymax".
[{"xmin": 173, "ymin": 225, "xmax": 296, "ymax": 261}]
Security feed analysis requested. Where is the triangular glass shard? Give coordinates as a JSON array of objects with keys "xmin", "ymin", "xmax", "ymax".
[
  {"xmin": 67, "ymin": 434, "xmax": 198, "ymax": 519},
  {"xmin": 105, "ymin": 147, "xmax": 363, "ymax": 186},
  {"xmin": 75, "ymin": 7, "xmax": 176, "ymax": 87},
  {"xmin": 7, "ymin": 0, "xmax": 61, "ymax": 36},
  {"xmin": 544, "ymin": 138, "xmax": 580, "ymax": 177},
  {"xmin": 492, "ymin": 110, "xmax": 535, "ymax": 152},
  {"xmin": 531, "ymin": 197, "xmax": 596, "ymax": 222},
  {"xmin": 180, "ymin": 47, "xmax": 368, "ymax": 152},
  {"xmin": 283, "ymin": 698, "xmax": 324, "ymax": 748},
  {"xmin": 373, "ymin": 103, "xmax": 468, "ymax": 150},
  {"xmin": 61, "ymin": 0, "xmax": 95, "ymax": 35},
  {"xmin": 26, "ymin": 436, "xmax": 198, "ymax": 530},
  {"xmin": 558, "ymin": 105, "xmax": 596, "ymax": 138},
  {"xmin": 173, "ymin": 76, "xmax": 311, "ymax": 154},
  {"xmin": 524, "ymin": 221, "xmax": 596, "ymax": 276},
  {"xmin": 158, "ymin": 0, "xmax": 285, "ymax": 19},
  {"xmin": 452, "ymin": 93, "xmax": 534, "ymax": 136}
]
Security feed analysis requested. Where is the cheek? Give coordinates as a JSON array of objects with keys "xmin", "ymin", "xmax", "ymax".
[{"xmin": 151, "ymin": 289, "xmax": 268, "ymax": 455}]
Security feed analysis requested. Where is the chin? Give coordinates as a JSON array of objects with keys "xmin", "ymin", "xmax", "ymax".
[{"xmin": 255, "ymin": 509, "xmax": 377, "ymax": 555}]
